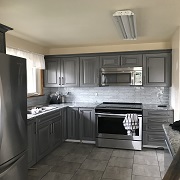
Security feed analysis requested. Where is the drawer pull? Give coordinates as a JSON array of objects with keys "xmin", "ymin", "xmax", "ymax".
[
  {"xmin": 149, "ymin": 137, "xmax": 164, "ymax": 141},
  {"xmin": 148, "ymin": 119, "xmax": 169, "ymax": 123},
  {"xmin": 148, "ymin": 126, "xmax": 162, "ymax": 130}
]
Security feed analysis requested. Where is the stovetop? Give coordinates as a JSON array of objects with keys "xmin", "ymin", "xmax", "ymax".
[{"xmin": 95, "ymin": 102, "xmax": 142, "ymax": 109}]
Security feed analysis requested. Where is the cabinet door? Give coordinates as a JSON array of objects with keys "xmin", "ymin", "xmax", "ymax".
[
  {"xmin": 100, "ymin": 55, "xmax": 120, "ymax": 67},
  {"xmin": 62, "ymin": 108, "xmax": 67, "ymax": 142},
  {"xmin": 67, "ymin": 108, "xmax": 79, "ymax": 140},
  {"xmin": 80, "ymin": 57, "xmax": 99, "ymax": 87},
  {"xmin": 79, "ymin": 108, "xmax": 95, "ymax": 141},
  {"xmin": 27, "ymin": 119, "xmax": 37, "ymax": 168},
  {"xmin": 61, "ymin": 57, "xmax": 79, "ymax": 87},
  {"xmin": 44, "ymin": 58, "xmax": 60, "ymax": 87},
  {"xmin": 120, "ymin": 54, "xmax": 142, "ymax": 67},
  {"xmin": 36, "ymin": 121, "xmax": 51, "ymax": 161},
  {"xmin": 51, "ymin": 117, "xmax": 62, "ymax": 149},
  {"xmin": 143, "ymin": 53, "xmax": 171, "ymax": 86}
]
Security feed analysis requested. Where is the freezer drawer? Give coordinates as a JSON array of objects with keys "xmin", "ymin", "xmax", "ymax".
[{"xmin": 0, "ymin": 152, "xmax": 27, "ymax": 180}]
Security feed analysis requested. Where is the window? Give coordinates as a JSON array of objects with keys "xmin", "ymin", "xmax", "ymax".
[{"xmin": 6, "ymin": 47, "xmax": 45, "ymax": 96}]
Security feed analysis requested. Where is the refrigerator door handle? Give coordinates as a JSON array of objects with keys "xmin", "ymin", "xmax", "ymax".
[{"xmin": 0, "ymin": 77, "xmax": 3, "ymax": 148}]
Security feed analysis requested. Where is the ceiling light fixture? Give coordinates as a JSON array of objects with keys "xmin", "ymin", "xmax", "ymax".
[{"xmin": 113, "ymin": 10, "xmax": 137, "ymax": 40}]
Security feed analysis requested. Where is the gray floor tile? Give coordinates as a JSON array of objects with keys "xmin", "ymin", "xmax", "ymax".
[
  {"xmin": 134, "ymin": 155, "xmax": 158, "ymax": 165},
  {"xmin": 112, "ymin": 149, "xmax": 134, "ymax": 159},
  {"xmin": 28, "ymin": 164, "xmax": 52, "ymax": 179},
  {"xmin": 158, "ymin": 161, "xmax": 164, "ymax": 172},
  {"xmin": 133, "ymin": 164, "xmax": 161, "ymax": 177},
  {"xmin": 80, "ymin": 159, "xmax": 108, "ymax": 171},
  {"xmin": 42, "ymin": 172, "xmax": 73, "ymax": 180},
  {"xmin": 38, "ymin": 154, "xmax": 63, "ymax": 166},
  {"xmin": 160, "ymin": 170, "xmax": 167, "ymax": 179},
  {"xmin": 70, "ymin": 145, "xmax": 93, "ymax": 155},
  {"xmin": 62, "ymin": 153, "xmax": 87, "ymax": 163},
  {"xmin": 71, "ymin": 169, "xmax": 103, "ymax": 180},
  {"xmin": 28, "ymin": 175, "xmax": 40, "ymax": 180},
  {"xmin": 103, "ymin": 166, "xmax": 132, "ymax": 180},
  {"xmin": 51, "ymin": 161, "xmax": 81, "ymax": 174},
  {"xmin": 108, "ymin": 156, "xmax": 133, "ymax": 168},
  {"xmin": 92, "ymin": 147, "xmax": 113, "ymax": 153},
  {"xmin": 135, "ymin": 149, "xmax": 157, "ymax": 157},
  {"xmin": 132, "ymin": 175, "xmax": 162, "ymax": 180},
  {"xmin": 87, "ymin": 151, "xmax": 112, "ymax": 161},
  {"xmin": 156, "ymin": 150, "xmax": 164, "ymax": 162}
]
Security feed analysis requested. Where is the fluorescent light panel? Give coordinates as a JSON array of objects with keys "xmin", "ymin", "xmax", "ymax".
[{"xmin": 113, "ymin": 10, "xmax": 137, "ymax": 40}]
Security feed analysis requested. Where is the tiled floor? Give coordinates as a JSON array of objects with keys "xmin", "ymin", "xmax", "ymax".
[{"xmin": 28, "ymin": 142, "xmax": 166, "ymax": 180}]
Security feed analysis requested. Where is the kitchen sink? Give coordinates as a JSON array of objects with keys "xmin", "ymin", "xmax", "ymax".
[{"xmin": 27, "ymin": 106, "xmax": 57, "ymax": 115}]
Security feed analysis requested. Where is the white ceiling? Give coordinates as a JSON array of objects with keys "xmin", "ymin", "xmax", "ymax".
[{"xmin": 0, "ymin": 0, "xmax": 180, "ymax": 48}]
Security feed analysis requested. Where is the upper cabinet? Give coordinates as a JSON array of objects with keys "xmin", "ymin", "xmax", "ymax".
[
  {"xmin": 44, "ymin": 50, "xmax": 172, "ymax": 88},
  {"xmin": 100, "ymin": 55, "xmax": 120, "ymax": 67},
  {"xmin": 44, "ymin": 58, "xmax": 60, "ymax": 87},
  {"xmin": 120, "ymin": 54, "xmax": 142, "ymax": 67},
  {"xmin": 44, "ymin": 57, "xmax": 79, "ymax": 87},
  {"xmin": 61, "ymin": 57, "xmax": 79, "ymax": 87},
  {"xmin": 143, "ymin": 53, "xmax": 171, "ymax": 87},
  {"xmin": 80, "ymin": 56, "xmax": 99, "ymax": 87}
]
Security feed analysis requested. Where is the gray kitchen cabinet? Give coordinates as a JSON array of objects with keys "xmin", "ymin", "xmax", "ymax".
[
  {"xmin": 44, "ymin": 57, "xmax": 79, "ymax": 87},
  {"xmin": 51, "ymin": 117, "xmax": 62, "ymax": 149},
  {"xmin": 36, "ymin": 110, "xmax": 62, "ymax": 161},
  {"xmin": 44, "ymin": 58, "xmax": 60, "ymax": 87},
  {"xmin": 80, "ymin": 56, "xmax": 100, "ymax": 87},
  {"xmin": 100, "ymin": 55, "xmax": 120, "ymax": 67},
  {"xmin": 143, "ymin": 53, "xmax": 171, "ymax": 86},
  {"xmin": 79, "ymin": 108, "xmax": 95, "ymax": 141},
  {"xmin": 62, "ymin": 108, "xmax": 67, "ymax": 142},
  {"xmin": 143, "ymin": 109, "xmax": 174, "ymax": 147},
  {"xmin": 61, "ymin": 57, "xmax": 79, "ymax": 87},
  {"xmin": 27, "ymin": 118, "xmax": 37, "ymax": 168},
  {"xmin": 67, "ymin": 107, "xmax": 79, "ymax": 140},
  {"xmin": 36, "ymin": 120, "xmax": 51, "ymax": 161},
  {"xmin": 120, "ymin": 54, "xmax": 142, "ymax": 67}
]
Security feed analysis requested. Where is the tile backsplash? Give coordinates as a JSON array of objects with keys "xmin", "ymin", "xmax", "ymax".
[{"xmin": 50, "ymin": 86, "xmax": 169, "ymax": 105}]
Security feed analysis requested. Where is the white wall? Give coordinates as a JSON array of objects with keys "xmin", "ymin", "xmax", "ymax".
[
  {"xmin": 171, "ymin": 27, "xmax": 180, "ymax": 121},
  {"xmin": 47, "ymin": 42, "xmax": 171, "ymax": 55}
]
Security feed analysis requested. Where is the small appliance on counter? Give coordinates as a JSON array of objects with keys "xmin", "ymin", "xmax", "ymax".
[{"xmin": 49, "ymin": 92, "xmax": 61, "ymax": 104}]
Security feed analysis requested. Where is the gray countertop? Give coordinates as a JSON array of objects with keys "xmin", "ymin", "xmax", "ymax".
[
  {"xmin": 27, "ymin": 102, "xmax": 99, "ymax": 120},
  {"xmin": 143, "ymin": 104, "xmax": 173, "ymax": 110},
  {"xmin": 163, "ymin": 124, "xmax": 180, "ymax": 157}
]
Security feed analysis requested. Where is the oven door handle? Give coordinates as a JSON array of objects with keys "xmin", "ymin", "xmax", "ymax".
[
  {"xmin": 96, "ymin": 113, "xmax": 142, "ymax": 117},
  {"xmin": 96, "ymin": 113, "xmax": 127, "ymax": 117}
]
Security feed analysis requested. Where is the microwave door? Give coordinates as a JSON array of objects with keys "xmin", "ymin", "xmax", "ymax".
[{"xmin": 102, "ymin": 72, "xmax": 133, "ymax": 86}]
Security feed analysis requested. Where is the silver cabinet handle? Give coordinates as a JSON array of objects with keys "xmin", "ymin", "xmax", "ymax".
[
  {"xmin": 34, "ymin": 121, "xmax": 37, "ymax": 134},
  {"xmin": 59, "ymin": 77, "xmax": 61, "ymax": 85},
  {"xmin": 62, "ymin": 77, "xmax": 64, "ymax": 85}
]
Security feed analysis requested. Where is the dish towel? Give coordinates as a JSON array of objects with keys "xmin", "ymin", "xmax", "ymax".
[{"xmin": 123, "ymin": 114, "xmax": 139, "ymax": 136}]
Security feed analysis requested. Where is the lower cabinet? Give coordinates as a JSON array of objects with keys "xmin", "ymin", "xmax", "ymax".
[
  {"xmin": 27, "ymin": 118, "xmax": 37, "ymax": 168},
  {"xmin": 67, "ymin": 107, "xmax": 79, "ymax": 140},
  {"xmin": 143, "ymin": 109, "xmax": 174, "ymax": 147},
  {"xmin": 79, "ymin": 108, "xmax": 95, "ymax": 141},
  {"xmin": 27, "ymin": 109, "xmax": 63, "ymax": 166},
  {"xmin": 37, "ymin": 120, "xmax": 51, "ymax": 161},
  {"xmin": 62, "ymin": 108, "xmax": 67, "ymax": 142}
]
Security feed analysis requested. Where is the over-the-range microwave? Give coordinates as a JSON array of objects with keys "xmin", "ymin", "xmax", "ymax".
[{"xmin": 100, "ymin": 67, "xmax": 142, "ymax": 86}]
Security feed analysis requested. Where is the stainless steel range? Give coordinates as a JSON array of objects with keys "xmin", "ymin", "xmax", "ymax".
[{"xmin": 95, "ymin": 102, "xmax": 142, "ymax": 150}]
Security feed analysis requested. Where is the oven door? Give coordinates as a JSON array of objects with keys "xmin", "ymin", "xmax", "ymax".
[{"xmin": 96, "ymin": 113, "xmax": 142, "ymax": 141}]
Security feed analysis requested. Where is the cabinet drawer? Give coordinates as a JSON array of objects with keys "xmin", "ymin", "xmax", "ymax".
[
  {"xmin": 143, "ymin": 110, "xmax": 173, "ymax": 117},
  {"xmin": 143, "ymin": 117, "xmax": 173, "ymax": 124},
  {"xmin": 143, "ymin": 131, "xmax": 165, "ymax": 147},
  {"xmin": 143, "ymin": 123, "xmax": 164, "ymax": 132},
  {"xmin": 38, "ymin": 110, "xmax": 61, "ymax": 124}
]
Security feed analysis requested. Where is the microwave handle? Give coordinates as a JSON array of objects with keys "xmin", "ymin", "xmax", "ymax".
[{"xmin": 131, "ymin": 72, "xmax": 135, "ymax": 85}]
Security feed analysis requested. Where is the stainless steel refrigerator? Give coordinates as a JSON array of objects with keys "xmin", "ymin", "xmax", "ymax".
[{"xmin": 0, "ymin": 53, "xmax": 27, "ymax": 179}]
